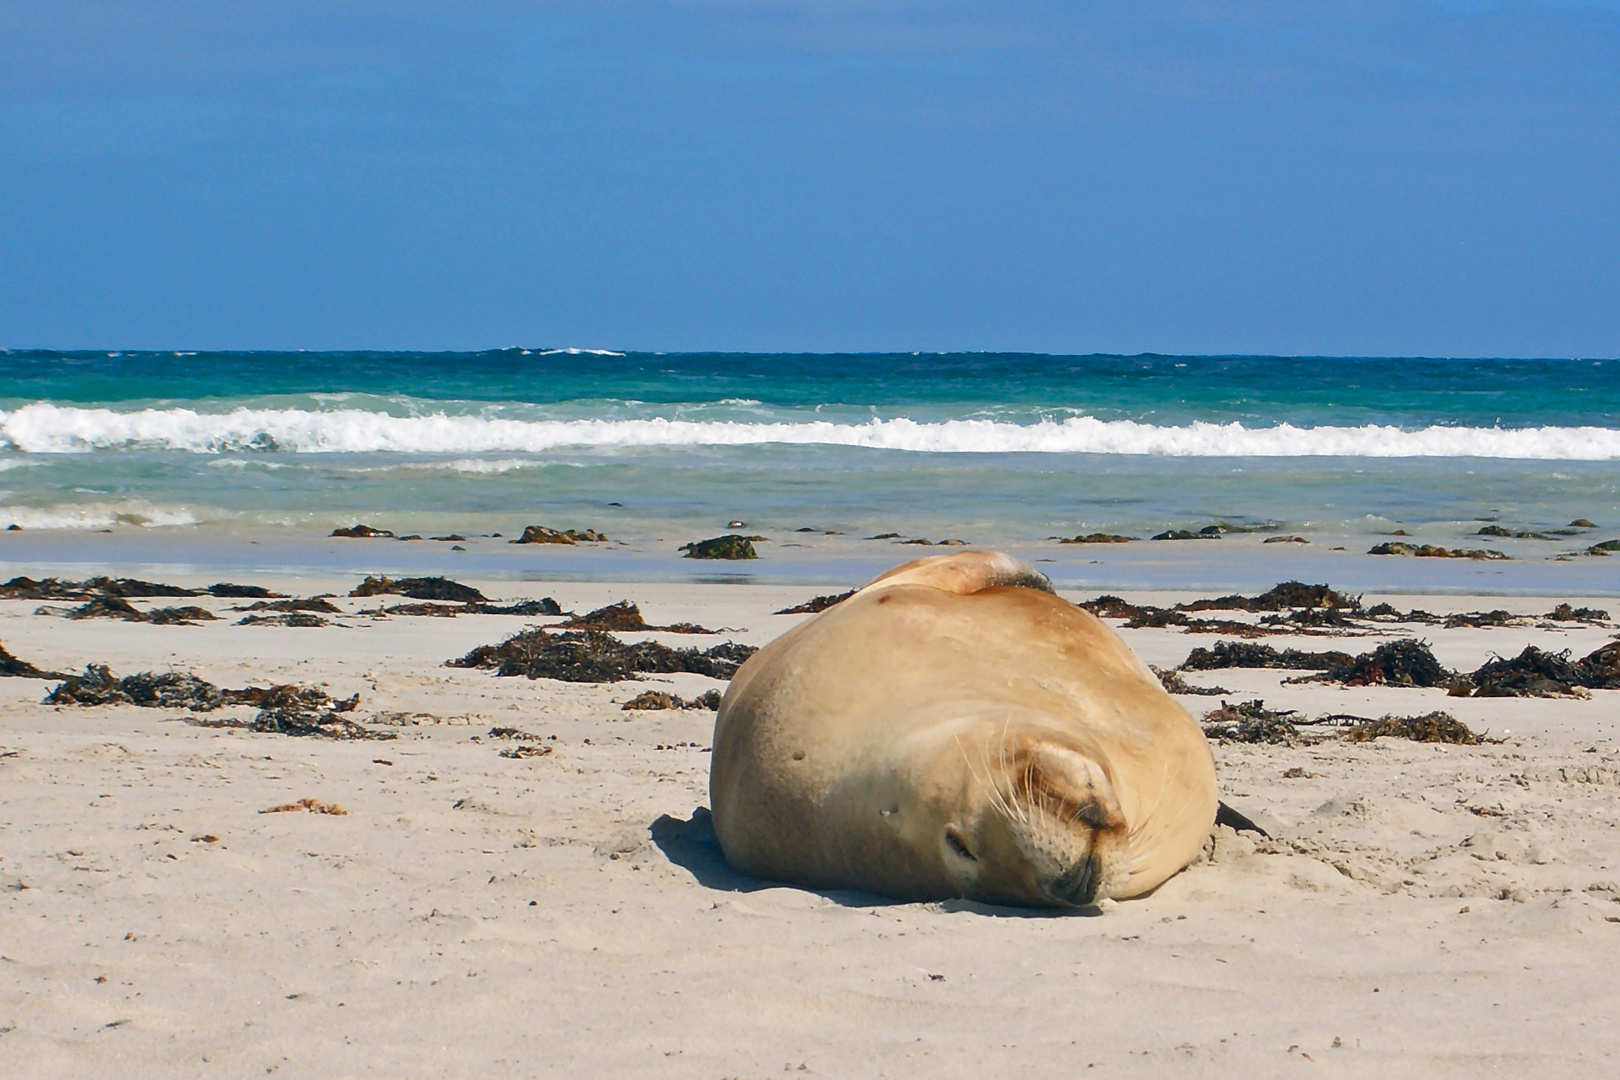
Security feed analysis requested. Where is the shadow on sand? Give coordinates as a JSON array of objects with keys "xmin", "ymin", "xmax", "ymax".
[{"xmin": 648, "ymin": 806, "xmax": 1094, "ymax": 918}]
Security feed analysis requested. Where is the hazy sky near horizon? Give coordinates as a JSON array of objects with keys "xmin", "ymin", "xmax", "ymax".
[{"xmin": 2, "ymin": 1, "xmax": 1617, "ymax": 356}]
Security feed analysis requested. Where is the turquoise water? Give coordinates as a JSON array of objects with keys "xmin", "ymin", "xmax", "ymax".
[{"xmin": 0, "ymin": 351, "xmax": 1616, "ymax": 572}]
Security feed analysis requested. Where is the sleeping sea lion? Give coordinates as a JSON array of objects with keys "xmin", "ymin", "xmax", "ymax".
[{"xmin": 709, "ymin": 550, "xmax": 1217, "ymax": 907}]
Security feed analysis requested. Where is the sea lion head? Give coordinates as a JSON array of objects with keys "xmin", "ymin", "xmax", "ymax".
[{"xmin": 926, "ymin": 715, "xmax": 1130, "ymax": 908}]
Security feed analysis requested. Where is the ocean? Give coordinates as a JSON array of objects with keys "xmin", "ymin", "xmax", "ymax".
[{"xmin": 2, "ymin": 350, "xmax": 1617, "ymax": 591}]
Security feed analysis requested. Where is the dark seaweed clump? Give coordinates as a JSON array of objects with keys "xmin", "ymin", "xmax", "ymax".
[
  {"xmin": 55, "ymin": 594, "xmax": 217, "ymax": 624},
  {"xmin": 1149, "ymin": 665, "xmax": 1229, "ymax": 696},
  {"xmin": 1180, "ymin": 582, "xmax": 1359, "ymax": 613},
  {"xmin": 45, "ymin": 667, "xmax": 385, "ymax": 738},
  {"xmin": 1343, "ymin": 712, "xmax": 1478, "ymax": 745},
  {"xmin": 449, "ymin": 629, "xmax": 755, "ymax": 682},
  {"xmin": 1470, "ymin": 646, "xmax": 1592, "ymax": 698},
  {"xmin": 621, "ymin": 689, "xmax": 723, "ymax": 710},
  {"xmin": 1324, "ymin": 639, "xmax": 1455, "ymax": 688},
  {"xmin": 351, "ymin": 575, "xmax": 487, "ymax": 603},
  {"xmin": 0, "ymin": 641, "xmax": 67, "ymax": 680},
  {"xmin": 558, "ymin": 601, "xmax": 718, "ymax": 634},
  {"xmin": 1181, "ymin": 641, "xmax": 1354, "ymax": 671},
  {"xmin": 1202, "ymin": 700, "xmax": 1301, "ymax": 744},
  {"xmin": 774, "ymin": 590, "xmax": 856, "ymax": 615}
]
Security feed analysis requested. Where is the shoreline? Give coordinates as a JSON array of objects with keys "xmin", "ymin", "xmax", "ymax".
[{"xmin": 4, "ymin": 524, "xmax": 1619, "ymax": 596}]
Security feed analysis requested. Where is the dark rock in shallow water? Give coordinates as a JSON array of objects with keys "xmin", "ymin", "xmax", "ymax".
[
  {"xmin": 1262, "ymin": 535, "xmax": 1309, "ymax": 544},
  {"xmin": 1368, "ymin": 542, "xmax": 1510, "ymax": 560},
  {"xmin": 774, "ymin": 590, "xmax": 856, "ymax": 615},
  {"xmin": 331, "ymin": 524, "xmax": 394, "ymax": 538},
  {"xmin": 510, "ymin": 525, "xmax": 609, "ymax": 544},
  {"xmin": 1055, "ymin": 533, "xmax": 1137, "ymax": 544},
  {"xmin": 680, "ymin": 535, "xmax": 758, "ymax": 560},
  {"xmin": 350, "ymin": 575, "xmax": 487, "ymax": 602},
  {"xmin": 449, "ymin": 629, "xmax": 755, "ymax": 683},
  {"xmin": 1151, "ymin": 529, "xmax": 1220, "ymax": 541},
  {"xmin": 1570, "ymin": 519, "xmax": 1598, "ymax": 528}
]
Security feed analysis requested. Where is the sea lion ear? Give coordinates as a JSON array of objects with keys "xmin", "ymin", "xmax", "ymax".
[{"xmin": 860, "ymin": 551, "xmax": 1055, "ymax": 597}]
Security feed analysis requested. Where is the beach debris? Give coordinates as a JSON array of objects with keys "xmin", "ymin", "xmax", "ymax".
[
  {"xmin": 621, "ymin": 689, "xmax": 723, "ymax": 710},
  {"xmin": 237, "ymin": 612, "xmax": 329, "ymax": 627},
  {"xmin": 0, "ymin": 641, "xmax": 67, "ymax": 680},
  {"xmin": 1260, "ymin": 607, "xmax": 1364, "ymax": 630},
  {"xmin": 351, "ymin": 575, "xmax": 487, "ymax": 602},
  {"xmin": 260, "ymin": 798, "xmax": 348, "ymax": 815},
  {"xmin": 1054, "ymin": 533, "xmax": 1138, "ymax": 544},
  {"xmin": 1320, "ymin": 639, "xmax": 1455, "ymax": 688},
  {"xmin": 1202, "ymin": 700, "xmax": 1303, "ymax": 745},
  {"xmin": 47, "ymin": 666, "xmax": 226, "ymax": 710},
  {"xmin": 1342, "ymin": 712, "xmax": 1478, "ymax": 745},
  {"xmin": 0, "ymin": 576, "xmax": 280, "ymax": 600},
  {"xmin": 1367, "ymin": 542, "xmax": 1510, "ymax": 560},
  {"xmin": 236, "ymin": 598, "xmax": 344, "ymax": 615},
  {"xmin": 510, "ymin": 525, "xmax": 609, "ymax": 544},
  {"xmin": 499, "ymin": 744, "xmax": 555, "ymax": 759},
  {"xmin": 1079, "ymin": 596, "xmax": 1294, "ymax": 638},
  {"xmin": 49, "ymin": 594, "xmax": 217, "ymax": 624},
  {"xmin": 331, "ymin": 524, "xmax": 394, "ymax": 538},
  {"xmin": 1180, "ymin": 582, "xmax": 1359, "ymax": 613},
  {"xmin": 1180, "ymin": 641, "xmax": 1355, "ymax": 671},
  {"xmin": 775, "ymin": 590, "xmax": 856, "ymax": 615},
  {"xmin": 557, "ymin": 601, "xmax": 718, "ymax": 634},
  {"xmin": 680, "ymin": 534, "xmax": 759, "ymax": 560},
  {"xmin": 1151, "ymin": 527, "xmax": 1222, "ymax": 540},
  {"xmin": 1469, "ymin": 646, "xmax": 1592, "ymax": 699},
  {"xmin": 44, "ymin": 667, "xmax": 388, "ymax": 737},
  {"xmin": 1149, "ymin": 665, "xmax": 1228, "ymax": 696},
  {"xmin": 206, "ymin": 583, "xmax": 283, "ymax": 598},
  {"xmin": 449, "ymin": 628, "xmax": 755, "ymax": 683}
]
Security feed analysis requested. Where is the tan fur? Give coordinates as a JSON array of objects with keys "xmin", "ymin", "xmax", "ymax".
[{"xmin": 711, "ymin": 551, "xmax": 1217, "ymax": 907}]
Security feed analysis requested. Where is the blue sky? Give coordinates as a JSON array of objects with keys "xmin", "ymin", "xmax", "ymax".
[{"xmin": 1, "ymin": 1, "xmax": 1617, "ymax": 355}]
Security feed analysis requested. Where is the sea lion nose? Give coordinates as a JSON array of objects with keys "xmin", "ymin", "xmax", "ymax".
[{"xmin": 1047, "ymin": 853, "xmax": 1100, "ymax": 907}]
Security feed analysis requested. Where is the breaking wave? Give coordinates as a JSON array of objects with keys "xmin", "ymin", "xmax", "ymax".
[{"xmin": 3, "ymin": 403, "xmax": 1619, "ymax": 460}]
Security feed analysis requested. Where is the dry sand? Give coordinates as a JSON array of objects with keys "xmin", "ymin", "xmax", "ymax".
[{"xmin": 2, "ymin": 577, "xmax": 1619, "ymax": 1078}]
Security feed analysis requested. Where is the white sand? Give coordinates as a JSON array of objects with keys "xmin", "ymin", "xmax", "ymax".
[{"xmin": 2, "ymin": 579, "xmax": 1619, "ymax": 1077}]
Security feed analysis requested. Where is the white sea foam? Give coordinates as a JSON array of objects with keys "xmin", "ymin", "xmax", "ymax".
[
  {"xmin": 0, "ymin": 500, "xmax": 201, "ymax": 530},
  {"xmin": 2, "ymin": 403, "xmax": 1619, "ymax": 459}
]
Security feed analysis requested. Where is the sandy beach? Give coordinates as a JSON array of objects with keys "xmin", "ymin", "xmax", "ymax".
[{"xmin": 2, "ymin": 558, "xmax": 1618, "ymax": 1078}]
